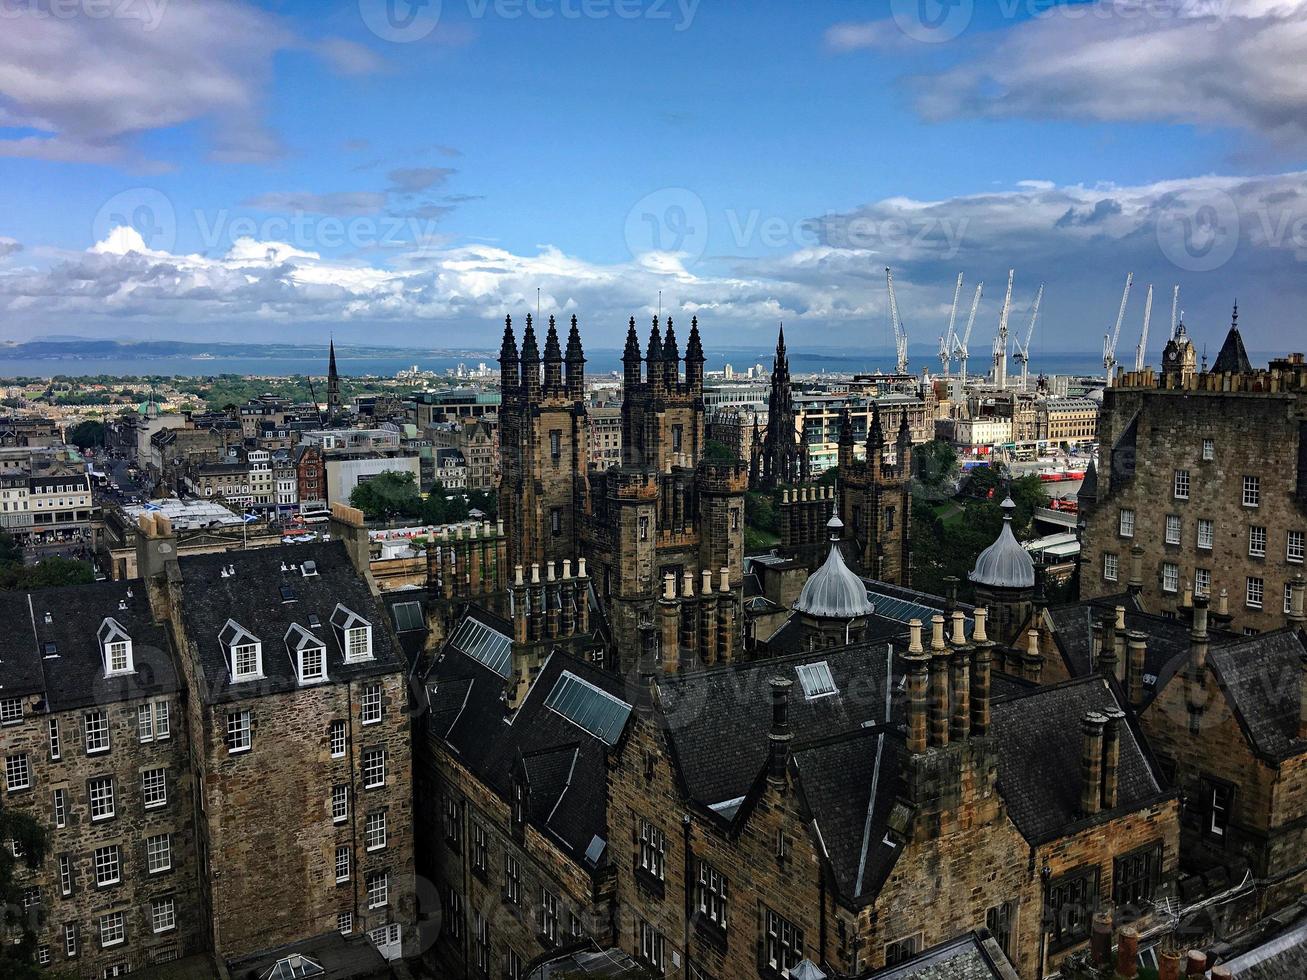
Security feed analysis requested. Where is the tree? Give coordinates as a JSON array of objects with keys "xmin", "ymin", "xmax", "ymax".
[
  {"xmin": 0, "ymin": 808, "xmax": 48, "ymax": 979},
  {"xmin": 914, "ymin": 439, "xmax": 959, "ymax": 492},
  {"xmin": 349, "ymin": 471, "xmax": 422, "ymax": 522},
  {"xmin": 66, "ymin": 419, "xmax": 105, "ymax": 450},
  {"xmin": 704, "ymin": 438, "xmax": 737, "ymax": 462}
]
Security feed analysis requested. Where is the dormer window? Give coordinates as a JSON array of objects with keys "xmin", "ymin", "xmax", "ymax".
[
  {"xmin": 331, "ymin": 604, "xmax": 373, "ymax": 663},
  {"xmin": 285, "ymin": 624, "xmax": 328, "ymax": 685},
  {"xmin": 219, "ymin": 620, "xmax": 263, "ymax": 682},
  {"xmin": 97, "ymin": 619, "xmax": 134, "ymax": 676}
]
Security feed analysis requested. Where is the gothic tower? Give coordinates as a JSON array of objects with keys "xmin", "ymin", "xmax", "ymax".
[
  {"xmin": 326, "ymin": 338, "xmax": 342, "ymax": 416},
  {"xmin": 757, "ymin": 324, "xmax": 804, "ymax": 490},
  {"xmin": 838, "ymin": 400, "xmax": 913, "ymax": 584}
]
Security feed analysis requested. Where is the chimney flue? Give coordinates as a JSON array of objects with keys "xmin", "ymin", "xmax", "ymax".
[
  {"xmin": 1289, "ymin": 572, "xmax": 1306, "ymax": 625},
  {"xmin": 1191, "ymin": 596, "xmax": 1210, "ymax": 671},
  {"xmin": 1127, "ymin": 630, "xmax": 1147, "ymax": 707},
  {"xmin": 1080, "ymin": 711, "xmax": 1107, "ymax": 816},
  {"xmin": 1102, "ymin": 707, "xmax": 1125, "ymax": 810},
  {"xmin": 767, "ymin": 677, "xmax": 793, "ymax": 784},
  {"xmin": 905, "ymin": 631, "xmax": 930, "ymax": 755},
  {"xmin": 929, "ymin": 615, "xmax": 950, "ymax": 747}
]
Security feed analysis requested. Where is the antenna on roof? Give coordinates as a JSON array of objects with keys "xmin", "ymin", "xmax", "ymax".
[
  {"xmin": 537, "ymin": 287, "xmax": 541, "ymax": 320},
  {"xmin": 658, "ymin": 290, "xmax": 662, "ymax": 318}
]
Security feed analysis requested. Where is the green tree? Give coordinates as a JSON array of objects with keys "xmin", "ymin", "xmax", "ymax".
[
  {"xmin": 349, "ymin": 471, "xmax": 422, "ymax": 522},
  {"xmin": 703, "ymin": 438, "xmax": 737, "ymax": 462},
  {"xmin": 66, "ymin": 419, "xmax": 106, "ymax": 449},
  {"xmin": 0, "ymin": 808, "xmax": 48, "ymax": 979},
  {"xmin": 914, "ymin": 439, "xmax": 959, "ymax": 491},
  {"xmin": 0, "ymin": 557, "xmax": 95, "ymax": 590}
]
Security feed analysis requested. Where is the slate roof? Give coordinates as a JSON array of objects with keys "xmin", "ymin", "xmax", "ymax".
[
  {"xmin": 992, "ymin": 676, "xmax": 1168, "ymax": 843},
  {"xmin": 1210, "ymin": 916, "xmax": 1307, "ymax": 980},
  {"xmin": 226, "ymin": 929, "xmax": 393, "ymax": 980},
  {"xmin": 1205, "ymin": 628, "xmax": 1307, "ymax": 762},
  {"xmin": 0, "ymin": 580, "xmax": 179, "ymax": 711},
  {"xmin": 860, "ymin": 931, "xmax": 1019, "ymax": 979},
  {"xmin": 1212, "ymin": 323, "xmax": 1252, "ymax": 375},
  {"xmin": 176, "ymin": 541, "xmax": 405, "ymax": 705},
  {"xmin": 423, "ymin": 621, "xmax": 632, "ymax": 868}
]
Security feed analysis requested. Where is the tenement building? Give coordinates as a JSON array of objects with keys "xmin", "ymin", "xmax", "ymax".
[
  {"xmin": 495, "ymin": 313, "xmax": 747, "ymax": 670},
  {"xmin": 1080, "ymin": 315, "xmax": 1307, "ymax": 634}
]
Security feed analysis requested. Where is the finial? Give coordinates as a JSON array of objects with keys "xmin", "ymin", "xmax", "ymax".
[{"xmin": 1232, "ymin": 301, "xmax": 1239, "ymax": 329}]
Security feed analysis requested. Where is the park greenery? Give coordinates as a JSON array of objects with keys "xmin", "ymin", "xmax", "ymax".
[
  {"xmin": 349, "ymin": 471, "xmax": 498, "ymax": 527},
  {"xmin": 0, "ymin": 533, "xmax": 95, "ymax": 590}
]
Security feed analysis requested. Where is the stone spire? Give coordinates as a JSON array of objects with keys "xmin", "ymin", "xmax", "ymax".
[
  {"xmin": 646, "ymin": 316, "xmax": 664, "ymax": 391},
  {"xmin": 326, "ymin": 338, "xmax": 342, "ymax": 414},
  {"xmin": 623, "ymin": 316, "xmax": 642, "ymax": 386},
  {"xmin": 520, "ymin": 313, "xmax": 541, "ymax": 401},
  {"xmin": 565, "ymin": 314, "xmax": 586, "ymax": 399},
  {"xmin": 1212, "ymin": 302, "xmax": 1252, "ymax": 375},
  {"xmin": 543, "ymin": 314, "xmax": 563, "ymax": 394},
  {"xmin": 662, "ymin": 316, "xmax": 680, "ymax": 388},
  {"xmin": 498, "ymin": 315, "xmax": 520, "ymax": 390},
  {"xmin": 867, "ymin": 399, "xmax": 885, "ymax": 450}
]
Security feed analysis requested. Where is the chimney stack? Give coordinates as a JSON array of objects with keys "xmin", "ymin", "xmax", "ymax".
[
  {"xmin": 1023, "ymin": 628, "xmax": 1043, "ymax": 683},
  {"xmin": 1191, "ymin": 596, "xmax": 1210, "ymax": 671},
  {"xmin": 1289, "ymin": 572, "xmax": 1306, "ymax": 625},
  {"xmin": 950, "ymin": 644, "xmax": 971, "ymax": 743},
  {"xmin": 905, "ymin": 620, "xmax": 929, "ymax": 754},
  {"xmin": 1102, "ymin": 707, "xmax": 1125, "ymax": 810},
  {"xmin": 1128, "ymin": 544, "xmax": 1144, "ymax": 595},
  {"xmin": 1080, "ymin": 711, "xmax": 1108, "ymax": 816},
  {"xmin": 1099, "ymin": 611, "xmax": 1119, "ymax": 680},
  {"xmin": 929, "ymin": 615, "xmax": 950, "ymax": 747},
  {"xmin": 768, "ymin": 677, "xmax": 793, "ymax": 784},
  {"xmin": 1127, "ymin": 630, "xmax": 1147, "ymax": 707},
  {"xmin": 971, "ymin": 634, "xmax": 992, "ymax": 737}
]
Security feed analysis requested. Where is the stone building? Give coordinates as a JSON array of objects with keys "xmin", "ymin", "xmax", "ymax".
[
  {"xmin": 138, "ymin": 507, "xmax": 417, "ymax": 963},
  {"xmin": 0, "ymin": 581, "xmax": 204, "ymax": 977},
  {"xmin": 608, "ymin": 606, "xmax": 1178, "ymax": 979},
  {"xmin": 1037, "ymin": 397, "xmax": 1099, "ymax": 447},
  {"xmin": 755, "ymin": 325, "xmax": 807, "ymax": 490},
  {"xmin": 428, "ymin": 418, "xmax": 498, "ymax": 490},
  {"xmin": 495, "ymin": 313, "xmax": 747, "ymax": 672},
  {"xmin": 588, "ymin": 406, "xmax": 623, "ymax": 471},
  {"xmin": 1080, "ymin": 317, "xmax": 1307, "ymax": 634}
]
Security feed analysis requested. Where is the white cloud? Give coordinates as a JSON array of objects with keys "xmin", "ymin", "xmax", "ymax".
[{"xmin": 242, "ymin": 192, "xmax": 390, "ymax": 217}]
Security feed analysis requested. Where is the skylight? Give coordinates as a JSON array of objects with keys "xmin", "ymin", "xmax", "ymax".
[
  {"xmin": 796, "ymin": 661, "xmax": 838, "ymax": 699},
  {"xmin": 391, "ymin": 600, "xmax": 424, "ymax": 632},
  {"xmin": 544, "ymin": 670, "xmax": 631, "ymax": 746},
  {"xmin": 448, "ymin": 616, "xmax": 512, "ymax": 678}
]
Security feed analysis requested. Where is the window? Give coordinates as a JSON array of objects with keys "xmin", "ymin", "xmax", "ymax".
[
  {"xmin": 226, "ymin": 710, "xmax": 252, "ymax": 753},
  {"xmin": 0, "ymin": 697, "xmax": 21, "ymax": 724},
  {"xmin": 1288, "ymin": 583, "xmax": 1296, "ymax": 616},
  {"xmin": 99, "ymin": 911, "xmax": 125, "ymax": 947},
  {"xmin": 473, "ymin": 910, "xmax": 492, "ymax": 973},
  {"xmin": 471, "ymin": 822, "xmax": 487, "ymax": 872},
  {"xmin": 1203, "ymin": 777, "xmax": 1232, "ymax": 837},
  {"xmin": 151, "ymin": 897, "xmax": 176, "ymax": 934},
  {"xmin": 367, "ymin": 870, "xmax": 389, "ymax": 909},
  {"xmin": 505, "ymin": 949, "xmax": 524, "ymax": 980},
  {"xmin": 549, "ymin": 430, "xmax": 561, "ymax": 461},
  {"xmin": 94, "ymin": 844, "xmax": 121, "ymax": 887},
  {"xmin": 1247, "ymin": 576, "xmax": 1264, "ymax": 609},
  {"xmin": 1102, "ymin": 552, "xmax": 1118, "ymax": 582},
  {"xmin": 142, "ymin": 767, "xmax": 167, "ymax": 808},
  {"xmin": 550, "ymin": 507, "xmax": 562, "ymax": 536},
  {"xmin": 885, "ymin": 936, "xmax": 921, "ymax": 966},
  {"xmin": 638, "ymin": 818, "xmax": 666, "ymax": 881},
  {"xmin": 53, "ymin": 788, "xmax": 66, "ymax": 827},
  {"xmin": 540, "ymin": 887, "xmax": 559, "ymax": 944},
  {"xmin": 1113, "ymin": 842, "xmax": 1162, "ymax": 910},
  {"xmin": 337, "ymin": 911, "xmax": 353, "ymax": 934},
  {"xmin": 58, "ymin": 855, "xmax": 72, "ymax": 896},
  {"xmin": 335, "ymin": 845, "xmax": 350, "ymax": 882},
  {"xmin": 1173, "ymin": 469, "xmax": 1190, "ymax": 500},
  {"xmin": 37, "ymin": 946, "xmax": 49, "ymax": 967},
  {"xmin": 1198, "ymin": 518, "xmax": 1214, "ymax": 550},
  {"xmin": 138, "ymin": 704, "xmax": 156, "ymax": 742},
  {"xmin": 64, "ymin": 922, "xmax": 78, "ymax": 958},
  {"xmin": 147, "ymin": 833, "xmax": 171, "ymax": 873},
  {"xmin": 638, "ymin": 919, "xmax": 665, "ymax": 971},
  {"xmin": 1119, "ymin": 509, "xmax": 1135, "ymax": 538},
  {"xmin": 47, "ymin": 718, "xmax": 60, "ymax": 760},
  {"xmin": 1289, "ymin": 531, "xmax": 1304, "ymax": 564},
  {"xmin": 331, "ymin": 785, "xmax": 349, "ymax": 823},
  {"xmin": 329, "ymin": 720, "xmax": 346, "ymax": 758},
  {"xmin": 696, "ymin": 861, "xmax": 728, "ymax": 930},
  {"xmin": 154, "ymin": 701, "xmax": 170, "ymax": 740},
  {"xmin": 1195, "ymin": 568, "xmax": 1212, "ymax": 598},
  {"xmin": 1249, "ymin": 526, "xmax": 1267, "ymax": 558},
  {"xmin": 89, "ymin": 777, "xmax": 115, "ymax": 820},
  {"xmin": 1202, "ymin": 437, "xmax": 1215, "ymax": 460},
  {"xmin": 346, "ymin": 627, "xmax": 371, "ymax": 661},
  {"xmin": 84, "ymin": 710, "xmax": 110, "ymax": 754},
  {"xmin": 362, "ymin": 748, "xmax": 386, "ymax": 788},
  {"xmin": 1165, "ymin": 514, "xmax": 1181, "ymax": 546},
  {"xmin": 233, "ymin": 643, "xmax": 260, "ymax": 678},
  {"xmin": 106, "ymin": 641, "xmax": 130, "ymax": 674},
  {"xmin": 361, "ymin": 683, "xmax": 383, "ymax": 725},
  {"xmin": 639, "ymin": 515, "xmax": 649, "ymax": 541},
  {"xmin": 505, "ymin": 853, "xmax": 522, "ymax": 905},
  {"xmin": 366, "ymin": 811, "xmax": 387, "ymax": 851},
  {"xmin": 1162, "ymin": 563, "xmax": 1179, "ymax": 594},
  {"xmin": 299, "ymin": 646, "xmax": 326, "ymax": 683},
  {"xmin": 764, "ymin": 908, "xmax": 804, "ymax": 975},
  {"xmin": 1048, "ymin": 867, "xmax": 1098, "ymax": 949},
  {"xmin": 5, "ymin": 753, "xmax": 30, "ymax": 791},
  {"xmin": 1243, "ymin": 475, "xmax": 1260, "ymax": 507},
  {"xmin": 986, "ymin": 901, "xmax": 1016, "ymax": 957}
]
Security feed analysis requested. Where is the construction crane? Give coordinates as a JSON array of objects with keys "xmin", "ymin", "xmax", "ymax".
[
  {"xmin": 1012, "ymin": 282, "xmax": 1044, "ymax": 391},
  {"xmin": 992, "ymin": 269, "xmax": 1015, "ymax": 388},
  {"xmin": 1102, "ymin": 272, "xmax": 1134, "ymax": 386},
  {"xmin": 1134, "ymin": 284, "xmax": 1154, "ymax": 372},
  {"xmin": 1169, "ymin": 284, "xmax": 1180, "ymax": 341},
  {"xmin": 938, "ymin": 273, "xmax": 964, "ymax": 378},
  {"xmin": 954, "ymin": 282, "xmax": 983, "ymax": 388},
  {"xmin": 885, "ymin": 267, "xmax": 909, "ymax": 375}
]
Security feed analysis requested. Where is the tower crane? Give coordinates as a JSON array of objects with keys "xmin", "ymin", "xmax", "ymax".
[
  {"xmin": 885, "ymin": 267, "xmax": 910, "ymax": 375},
  {"xmin": 938, "ymin": 273, "xmax": 963, "ymax": 378},
  {"xmin": 1134, "ymin": 284, "xmax": 1154, "ymax": 372},
  {"xmin": 1012, "ymin": 282, "xmax": 1044, "ymax": 391},
  {"xmin": 1102, "ymin": 272, "xmax": 1134, "ymax": 386},
  {"xmin": 954, "ymin": 282, "xmax": 983, "ymax": 388},
  {"xmin": 992, "ymin": 269, "xmax": 1014, "ymax": 388},
  {"xmin": 1169, "ymin": 284, "xmax": 1180, "ymax": 341}
]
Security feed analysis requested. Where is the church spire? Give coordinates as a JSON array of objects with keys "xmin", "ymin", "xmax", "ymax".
[{"xmin": 326, "ymin": 338, "xmax": 342, "ymax": 414}]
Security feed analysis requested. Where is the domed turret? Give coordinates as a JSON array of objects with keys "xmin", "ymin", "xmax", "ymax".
[
  {"xmin": 970, "ymin": 497, "xmax": 1035, "ymax": 590},
  {"xmin": 795, "ymin": 513, "xmax": 875, "ymax": 619}
]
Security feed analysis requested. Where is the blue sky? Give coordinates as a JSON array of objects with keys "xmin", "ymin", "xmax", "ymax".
[{"xmin": 1, "ymin": 0, "xmax": 1305, "ymax": 357}]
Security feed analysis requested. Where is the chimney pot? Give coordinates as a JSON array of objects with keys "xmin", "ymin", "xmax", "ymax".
[
  {"xmin": 908, "ymin": 618, "xmax": 924, "ymax": 654},
  {"xmin": 1210, "ymin": 967, "xmax": 1233, "ymax": 980},
  {"xmin": 531, "ymin": 563, "xmax": 540, "ymax": 584},
  {"xmin": 1157, "ymin": 949, "xmax": 1182, "ymax": 980},
  {"xmin": 1117, "ymin": 926, "xmax": 1140, "ymax": 978},
  {"xmin": 767, "ymin": 676, "xmax": 793, "ymax": 784},
  {"xmin": 972, "ymin": 607, "xmax": 989, "ymax": 643},
  {"xmin": 719, "ymin": 567, "xmax": 730, "ymax": 593},
  {"xmin": 951, "ymin": 609, "xmax": 967, "ymax": 646},
  {"xmin": 1090, "ymin": 912, "xmax": 1114, "ymax": 967},
  {"xmin": 1027, "ymin": 628, "xmax": 1040, "ymax": 657},
  {"xmin": 1184, "ymin": 951, "xmax": 1208, "ymax": 976},
  {"xmin": 702, "ymin": 569, "xmax": 713, "ymax": 596},
  {"xmin": 563, "ymin": 559, "xmax": 572, "ymax": 579},
  {"xmin": 682, "ymin": 569, "xmax": 695, "ymax": 599},
  {"xmin": 930, "ymin": 613, "xmax": 947, "ymax": 651},
  {"xmin": 514, "ymin": 565, "xmax": 524, "ymax": 587},
  {"xmin": 663, "ymin": 573, "xmax": 676, "ymax": 601},
  {"xmin": 547, "ymin": 561, "xmax": 556, "ymax": 582},
  {"xmin": 578, "ymin": 558, "xmax": 587, "ymax": 578}
]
